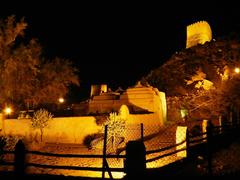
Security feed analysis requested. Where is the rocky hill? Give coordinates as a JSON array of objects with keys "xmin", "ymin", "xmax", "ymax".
[{"xmin": 143, "ymin": 33, "xmax": 240, "ymax": 121}]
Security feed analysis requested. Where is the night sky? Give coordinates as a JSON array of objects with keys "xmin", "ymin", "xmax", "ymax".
[{"xmin": 1, "ymin": 1, "xmax": 240, "ymax": 102}]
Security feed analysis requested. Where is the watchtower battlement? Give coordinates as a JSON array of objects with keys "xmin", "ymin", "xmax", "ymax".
[{"xmin": 186, "ymin": 21, "xmax": 212, "ymax": 48}]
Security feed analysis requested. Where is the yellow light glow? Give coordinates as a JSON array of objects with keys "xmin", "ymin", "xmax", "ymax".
[
  {"xmin": 4, "ymin": 107, "xmax": 12, "ymax": 115},
  {"xmin": 180, "ymin": 109, "xmax": 188, "ymax": 118},
  {"xmin": 176, "ymin": 126, "xmax": 187, "ymax": 157},
  {"xmin": 58, "ymin": 97, "xmax": 64, "ymax": 103},
  {"xmin": 234, "ymin": 67, "xmax": 240, "ymax": 74}
]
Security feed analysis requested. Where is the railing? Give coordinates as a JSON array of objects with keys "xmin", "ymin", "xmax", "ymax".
[
  {"xmin": 146, "ymin": 140, "xmax": 187, "ymax": 163},
  {"xmin": 1, "ymin": 145, "xmax": 125, "ymax": 179},
  {"xmin": 1, "ymin": 121, "xmax": 240, "ymax": 178},
  {"xmin": 144, "ymin": 121, "xmax": 240, "ymax": 175}
]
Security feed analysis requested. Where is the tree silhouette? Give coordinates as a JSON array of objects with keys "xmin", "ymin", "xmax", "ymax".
[
  {"xmin": 31, "ymin": 109, "xmax": 53, "ymax": 142},
  {"xmin": 0, "ymin": 16, "xmax": 79, "ymax": 111}
]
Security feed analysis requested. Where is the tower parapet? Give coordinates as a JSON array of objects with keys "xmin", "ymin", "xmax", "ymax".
[{"xmin": 186, "ymin": 21, "xmax": 212, "ymax": 48}]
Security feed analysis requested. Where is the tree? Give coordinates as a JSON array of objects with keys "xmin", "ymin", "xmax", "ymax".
[
  {"xmin": 0, "ymin": 16, "xmax": 79, "ymax": 111},
  {"xmin": 28, "ymin": 57, "xmax": 79, "ymax": 106},
  {"xmin": 103, "ymin": 112, "xmax": 125, "ymax": 153},
  {"xmin": 31, "ymin": 109, "xmax": 53, "ymax": 142}
]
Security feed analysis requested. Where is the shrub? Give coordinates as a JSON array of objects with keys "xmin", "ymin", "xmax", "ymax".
[
  {"xmin": 0, "ymin": 136, "xmax": 6, "ymax": 161},
  {"xmin": 31, "ymin": 109, "xmax": 53, "ymax": 142},
  {"xmin": 0, "ymin": 135, "xmax": 23, "ymax": 162},
  {"xmin": 5, "ymin": 135, "xmax": 22, "ymax": 151},
  {"xmin": 83, "ymin": 133, "xmax": 101, "ymax": 149}
]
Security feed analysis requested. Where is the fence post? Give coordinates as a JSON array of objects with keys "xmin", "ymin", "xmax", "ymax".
[
  {"xmin": 237, "ymin": 107, "xmax": 240, "ymax": 126},
  {"xmin": 140, "ymin": 123, "xmax": 144, "ymax": 142},
  {"xmin": 206, "ymin": 122, "xmax": 213, "ymax": 176},
  {"xmin": 102, "ymin": 125, "xmax": 113, "ymax": 179},
  {"xmin": 102, "ymin": 125, "xmax": 107, "ymax": 179},
  {"xmin": 14, "ymin": 140, "xmax": 26, "ymax": 177},
  {"xmin": 238, "ymin": 107, "xmax": 240, "ymax": 129},
  {"xmin": 218, "ymin": 116, "xmax": 222, "ymax": 134},
  {"xmin": 124, "ymin": 140, "xmax": 146, "ymax": 178}
]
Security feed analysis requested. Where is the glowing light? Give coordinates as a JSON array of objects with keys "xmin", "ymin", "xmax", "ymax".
[
  {"xmin": 234, "ymin": 67, "xmax": 240, "ymax": 74},
  {"xmin": 58, "ymin": 97, "xmax": 64, "ymax": 103},
  {"xmin": 4, "ymin": 107, "xmax": 12, "ymax": 115},
  {"xmin": 180, "ymin": 108, "xmax": 188, "ymax": 118}
]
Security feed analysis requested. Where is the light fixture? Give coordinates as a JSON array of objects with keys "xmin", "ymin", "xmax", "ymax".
[
  {"xmin": 58, "ymin": 97, "xmax": 64, "ymax": 103},
  {"xmin": 234, "ymin": 67, "xmax": 240, "ymax": 74}
]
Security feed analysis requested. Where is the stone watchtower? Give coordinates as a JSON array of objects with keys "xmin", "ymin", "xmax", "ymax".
[{"xmin": 186, "ymin": 21, "xmax": 212, "ymax": 48}]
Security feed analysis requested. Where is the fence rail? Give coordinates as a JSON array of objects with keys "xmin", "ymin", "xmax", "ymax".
[
  {"xmin": 146, "ymin": 148, "xmax": 187, "ymax": 163},
  {"xmin": 27, "ymin": 150, "xmax": 125, "ymax": 159},
  {"xmin": 146, "ymin": 139, "xmax": 186, "ymax": 155},
  {"xmin": 26, "ymin": 163, "xmax": 125, "ymax": 172},
  {"xmin": 1, "ymin": 120, "xmax": 240, "ymax": 178}
]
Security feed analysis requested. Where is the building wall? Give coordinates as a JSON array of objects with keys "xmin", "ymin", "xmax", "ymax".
[
  {"xmin": 89, "ymin": 100, "xmax": 124, "ymax": 114},
  {"xmin": 0, "ymin": 111, "xmax": 165, "ymax": 145},
  {"xmin": 89, "ymin": 87, "xmax": 167, "ymax": 114},
  {"xmin": 1, "ymin": 116, "xmax": 101, "ymax": 144}
]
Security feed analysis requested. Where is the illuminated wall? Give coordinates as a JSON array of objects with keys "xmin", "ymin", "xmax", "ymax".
[
  {"xmin": 186, "ymin": 21, "xmax": 212, "ymax": 48},
  {"xmin": 121, "ymin": 84, "xmax": 163, "ymax": 113},
  {"xmin": 88, "ymin": 82, "xmax": 167, "ymax": 126},
  {"xmin": 157, "ymin": 91, "xmax": 167, "ymax": 124},
  {"xmin": 1, "ymin": 116, "xmax": 101, "ymax": 144}
]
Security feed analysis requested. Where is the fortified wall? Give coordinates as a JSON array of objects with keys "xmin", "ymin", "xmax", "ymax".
[
  {"xmin": 88, "ymin": 82, "xmax": 167, "ymax": 125},
  {"xmin": 186, "ymin": 21, "xmax": 212, "ymax": 48},
  {"xmin": 0, "ymin": 83, "xmax": 167, "ymax": 144},
  {"xmin": 0, "ymin": 116, "xmax": 101, "ymax": 144}
]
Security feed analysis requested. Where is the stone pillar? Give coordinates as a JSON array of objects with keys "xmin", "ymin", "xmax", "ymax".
[{"xmin": 176, "ymin": 126, "xmax": 187, "ymax": 157}]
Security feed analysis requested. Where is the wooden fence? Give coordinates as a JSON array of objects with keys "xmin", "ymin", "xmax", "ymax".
[{"xmin": 1, "ymin": 121, "xmax": 240, "ymax": 179}]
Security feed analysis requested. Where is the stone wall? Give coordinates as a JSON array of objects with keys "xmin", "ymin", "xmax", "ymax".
[
  {"xmin": 88, "ymin": 83, "xmax": 167, "ymax": 127},
  {"xmin": 186, "ymin": 21, "xmax": 212, "ymax": 48},
  {"xmin": 0, "ymin": 111, "xmax": 163, "ymax": 144},
  {"xmin": 1, "ymin": 116, "xmax": 101, "ymax": 144}
]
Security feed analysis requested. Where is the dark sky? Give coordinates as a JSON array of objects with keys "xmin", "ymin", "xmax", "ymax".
[{"xmin": 1, "ymin": 1, "xmax": 240, "ymax": 102}]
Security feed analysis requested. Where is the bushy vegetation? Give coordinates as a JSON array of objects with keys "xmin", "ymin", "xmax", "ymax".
[
  {"xmin": 143, "ymin": 34, "xmax": 240, "ymax": 121},
  {"xmin": 31, "ymin": 109, "xmax": 53, "ymax": 142},
  {"xmin": 0, "ymin": 16, "xmax": 79, "ymax": 111},
  {"xmin": 0, "ymin": 135, "xmax": 23, "ymax": 161},
  {"xmin": 83, "ymin": 133, "xmax": 102, "ymax": 149}
]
